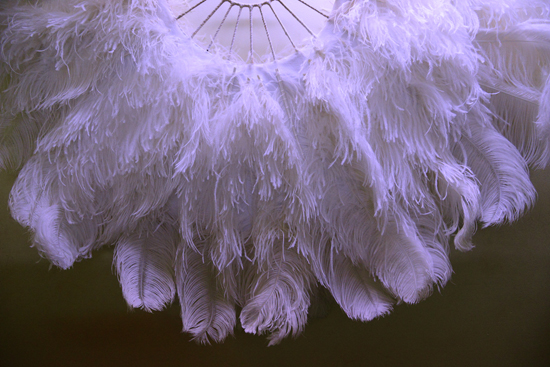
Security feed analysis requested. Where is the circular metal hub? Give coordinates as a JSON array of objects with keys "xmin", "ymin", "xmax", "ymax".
[{"xmin": 167, "ymin": 0, "xmax": 334, "ymax": 63}]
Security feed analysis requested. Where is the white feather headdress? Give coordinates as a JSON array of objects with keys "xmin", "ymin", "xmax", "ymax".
[{"xmin": 1, "ymin": 0, "xmax": 549, "ymax": 345}]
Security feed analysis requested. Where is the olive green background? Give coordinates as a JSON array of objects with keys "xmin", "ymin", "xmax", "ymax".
[{"xmin": 1, "ymin": 168, "xmax": 549, "ymax": 367}]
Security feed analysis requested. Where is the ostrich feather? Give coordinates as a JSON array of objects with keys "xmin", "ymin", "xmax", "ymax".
[
  {"xmin": 240, "ymin": 241, "xmax": 314, "ymax": 346},
  {"xmin": 176, "ymin": 237, "xmax": 237, "ymax": 344},
  {"xmin": 1, "ymin": 0, "xmax": 550, "ymax": 345},
  {"xmin": 315, "ymin": 165, "xmax": 436, "ymax": 303},
  {"xmin": 305, "ymin": 233, "xmax": 394, "ymax": 321},
  {"xmin": 476, "ymin": 20, "xmax": 550, "ymax": 167},
  {"xmin": 20, "ymin": 198, "xmax": 99, "ymax": 270},
  {"xmin": 8, "ymin": 156, "xmax": 101, "ymax": 269},
  {"xmin": 114, "ymin": 222, "xmax": 178, "ymax": 311},
  {"xmin": 454, "ymin": 111, "xmax": 536, "ymax": 226},
  {"xmin": 0, "ymin": 111, "xmax": 49, "ymax": 170},
  {"xmin": 538, "ymin": 76, "xmax": 550, "ymax": 138}
]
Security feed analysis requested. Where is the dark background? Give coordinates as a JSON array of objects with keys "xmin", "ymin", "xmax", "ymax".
[{"xmin": 1, "ymin": 168, "xmax": 549, "ymax": 367}]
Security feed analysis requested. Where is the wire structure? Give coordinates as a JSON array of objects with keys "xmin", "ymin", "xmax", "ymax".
[{"xmin": 172, "ymin": 0, "xmax": 332, "ymax": 63}]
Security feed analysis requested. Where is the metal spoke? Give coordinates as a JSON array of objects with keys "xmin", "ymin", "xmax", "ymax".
[
  {"xmin": 297, "ymin": 0, "xmax": 329, "ymax": 18},
  {"xmin": 259, "ymin": 7, "xmax": 276, "ymax": 61},
  {"xmin": 177, "ymin": 0, "xmax": 208, "ymax": 20},
  {"xmin": 267, "ymin": 3, "xmax": 297, "ymax": 52},
  {"xmin": 207, "ymin": 4, "xmax": 234, "ymax": 51},
  {"xmin": 275, "ymin": 0, "xmax": 314, "ymax": 36},
  {"xmin": 229, "ymin": 6, "xmax": 243, "ymax": 57},
  {"xmin": 248, "ymin": 6, "xmax": 254, "ymax": 63},
  {"xmin": 191, "ymin": 0, "xmax": 225, "ymax": 38}
]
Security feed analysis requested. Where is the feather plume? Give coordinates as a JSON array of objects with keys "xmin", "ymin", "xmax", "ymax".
[
  {"xmin": 26, "ymin": 199, "xmax": 99, "ymax": 270},
  {"xmin": 240, "ymin": 239, "xmax": 314, "ymax": 346},
  {"xmin": 176, "ymin": 237, "xmax": 237, "ymax": 344},
  {"xmin": 476, "ymin": 20, "xmax": 550, "ymax": 167},
  {"xmin": 1, "ymin": 0, "xmax": 550, "ymax": 345},
  {"xmin": 114, "ymin": 221, "xmax": 177, "ymax": 311},
  {"xmin": 8, "ymin": 156, "xmax": 101, "ymax": 269},
  {"xmin": 538, "ymin": 75, "xmax": 550, "ymax": 139},
  {"xmin": 454, "ymin": 111, "xmax": 536, "ymax": 226},
  {"xmin": 0, "ymin": 111, "xmax": 50, "ymax": 170},
  {"xmin": 306, "ymin": 234, "xmax": 394, "ymax": 321}
]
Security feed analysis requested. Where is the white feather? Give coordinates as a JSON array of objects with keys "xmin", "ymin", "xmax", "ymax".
[
  {"xmin": 8, "ymin": 157, "xmax": 101, "ymax": 268},
  {"xmin": 114, "ymin": 222, "xmax": 177, "ymax": 311},
  {"xmin": 240, "ymin": 240, "xmax": 314, "ymax": 346},
  {"xmin": 304, "ymin": 233, "xmax": 394, "ymax": 321},
  {"xmin": 0, "ymin": 111, "xmax": 50, "ymax": 170},
  {"xmin": 176, "ymin": 238, "xmax": 237, "ymax": 344},
  {"xmin": 310, "ymin": 161, "xmax": 434, "ymax": 303},
  {"xmin": 1, "ymin": 0, "xmax": 549, "ymax": 345},
  {"xmin": 537, "ymin": 75, "xmax": 550, "ymax": 141},
  {"xmin": 28, "ymin": 200, "xmax": 99, "ymax": 270},
  {"xmin": 454, "ymin": 111, "xmax": 536, "ymax": 225},
  {"xmin": 476, "ymin": 20, "xmax": 550, "ymax": 167}
]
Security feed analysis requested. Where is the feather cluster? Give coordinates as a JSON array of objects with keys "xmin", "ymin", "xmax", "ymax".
[{"xmin": 1, "ymin": 0, "xmax": 549, "ymax": 344}]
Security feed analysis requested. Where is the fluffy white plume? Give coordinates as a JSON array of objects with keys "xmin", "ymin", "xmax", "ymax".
[
  {"xmin": 8, "ymin": 156, "xmax": 102, "ymax": 268},
  {"xmin": 240, "ymin": 240, "xmax": 314, "ymax": 346},
  {"xmin": 114, "ymin": 221, "xmax": 178, "ymax": 311},
  {"xmin": 176, "ymin": 237, "xmax": 237, "ymax": 344},
  {"xmin": 454, "ymin": 109, "xmax": 536, "ymax": 226},
  {"xmin": 476, "ymin": 20, "xmax": 550, "ymax": 167},
  {"xmin": 303, "ymin": 230, "xmax": 394, "ymax": 321},
  {"xmin": 1, "ymin": 0, "xmax": 549, "ymax": 344}
]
